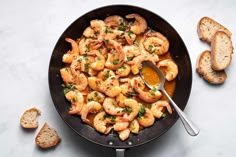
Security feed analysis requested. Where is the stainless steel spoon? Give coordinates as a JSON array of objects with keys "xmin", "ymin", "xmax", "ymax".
[{"xmin": 140, "ymin": 61, "xmax": 199, "ymax": 136}]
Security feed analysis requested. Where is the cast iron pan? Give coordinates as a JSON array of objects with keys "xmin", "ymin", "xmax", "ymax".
[{"xmin": 48, "ymin": 5, "xmax": 192, "ymax": 157}]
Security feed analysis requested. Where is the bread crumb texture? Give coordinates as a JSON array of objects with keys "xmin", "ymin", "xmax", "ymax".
[
  {"xmin": 20, "ymin": 107, "xmax": 41, "ymax": 129},
  {"xmin": 35, "ymin": 123, "xmax": 61, "ymax": 148}
]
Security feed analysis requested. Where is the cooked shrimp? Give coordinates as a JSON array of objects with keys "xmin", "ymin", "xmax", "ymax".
[
  {"xmin": 65, "ymin": 90, "xmax": 84, "ymax": 115},
  {"xmin": 126, "ymin": 14, "xmax": 147, "ymax": 35},
  {"xmin": 129, "ymin": 76, "xmax": 145, "ymax": 90},
  {"xmin": 83, "ymin": 26, "xmax": 96, "ymax": 38},
  {"xmin": 60, "ymin": 68, "xmax": 74, "ymax": 84},
  {"xmin": 105, "ymin": 86, "xmax": 122, "ymax": 98},
  {"xmin": 80, "ymin": 56, "xmax": 95, "ymax": 73},
  {"xmin": 105, "ymin": 40, "xmax": 125, "ymax": 70},
  {"xmin": 94, "ymin": 111, "xmax": 113, "ymax": 134},
  {"xmin": 133, "ymin": 79, "xmax": 162, "ymax": 103},
  {"xmin": 87, "ymin": 50, "xmax": 105, "ymax": 71},
  {"xmin": 88, "ymin": 68, "xmax": 98, "ymax": 76},
  {"xmin": 129, "ymin": 119, "xmax": 139, "ymax": 134},
  {"xmin": 157, "ymin": 59, "xmax": 178, "ymax": 81},
  {"xmin": 96, "ymin": 77, "xmax": 121, "ymax": 97},
  {"xmin": 143, "ymin": 31, "xmax": 170, "ymax": 55},
  {"xmin": 81, "ymin": 101, "xmax": 102, "ymax": 124},
  {"xmin": 70, "ymin": 56, "xmax": 83, "ymax": 77},
  {"xmin": 62, "ymin": 38, "xmax": 79, "ymax": 63},
  {"xmin": 124, "ymin": 31, "xmax": 136, "ymax": 45},
  {"xmin": 87, "ymin": 91, "xmax": 105, "ymax": 104},
  {"xmin": 90, "ymin": 19, "xmax": 106, "ymax": 42},
  {"xmin": 87, "ymin": 76, "xmax": 99, "ymax": 91},
  {"xmin": 104, "ymin": 15, "xmax": 125, "ymax": 29},
  {"xmin": 114, "ymin": 121, "xmax": 130, "ymax": 131},
  {"xmin": 73, "ymin": 73, "xmax": 88, "ymax": 91},
  {"xmin": 128, "ymin": 54, "xmax": 159, "ymax": 74},
  {"xmin": 123, "ymin": 45, "xmax": 141, "ymax": 59},
  {"xmin": 116, "ymin": 64, "xmax": 131, "ymax": 77},
  {"xmin": 103, "ymin": 29, "xmax": 124, "ymax": 41},
  {"xmin": 103, "ymin": 98, "xmax": 124, "ymax": 116},
  {"xmin": 79, "ymin": 37, "xmax": 102, "ymax": 55},
  {"xmin": 97, "ymin": 68, "xmax": 115, "ymax": 80},
  {"xmin": 138, "ymin": 108, "xmax": 155, "ymax": 127},
  {"xmin": 120, "ymin": 83, "xmax": 130, "ymax": 95},
  {"xmin": 116, "ymin": 93, "xmax": 127, "ymax": 107},
  {"xmin": 122, "ymin": 99, "xmax": 140, "ymax": 121},
  {"xmin": 151, "ymin": 100, "xmax": 172, "ymax": 119},
  {"xmin": 118, "ymin": 128, "xmax": 130, "ymax": 141}
]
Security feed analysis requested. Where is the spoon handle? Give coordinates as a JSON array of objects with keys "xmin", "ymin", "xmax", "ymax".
[{"xmin": 162, "ymin": 89, "xmax": 200, "ymax": 136}]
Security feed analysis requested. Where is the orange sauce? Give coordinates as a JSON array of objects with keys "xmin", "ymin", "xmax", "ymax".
[{"xmin": 142, "ymin": 66, "xmax": 160, "ymax": 86}]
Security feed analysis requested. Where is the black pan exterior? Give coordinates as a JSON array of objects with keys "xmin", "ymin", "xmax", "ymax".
[{"xmin": 49, "ymin": 5, "xmax": 192, "ymax": 149}]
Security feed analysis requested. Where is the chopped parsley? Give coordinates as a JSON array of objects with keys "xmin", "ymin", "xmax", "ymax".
[
  {"xmin": 123, "ymin": 106, "xmax": 133, "ymax": 113},
  {"xmin": 77, "ymin": 58, "xmax": 82, "ymax": 62},
  {"xmin": 126, "ymin": 56, "xmax": 134, "ymax": 62},
  {"xmin": 104, "ymin": 70, "xmax": 111, "ymax": 79},
  {"xmin": 137, "ymin": 104, "xmax": 146, "ymax": 119},
  {"xmin": 104, "ymin": 39, "xmax": 109, "ymax": 43},
  {"xmin": 118, "ymin": 19, "xmax": 126, "ymax": 31},
  {"xmin": 133, "ymin": 40, "xmax": 139, "ymax": 46},
  {"xmin": 85, "ymin": 63, "xmax": 89, "ymax": 70},
  {"xmin": 105, "ymin": 26, "xmax": 113, "ymax": 33},
  {"xmin": 94, "ymin": 91, "xmax": 98, "ymax": 96},
  {"xmin": 72, "ymin": 97, "xmax": 77, "ymax": 103},
  {"xmin": 148, "ymin": 45, "xmax": 156, "ymax": 53},
  {"xmin": 62, "ymin": 83, "xmax": 76, "ymax": 95},
  {"xmin": 88, "ymin": 97, "xmax": 94, "ymax": 102},
  {"xmin": 111, "ymin": 116, "xmax": 116, "ymax": 122},
  {"xmin": 113, "ymin": 59, "xmax": 119, "ymax": 65},
  {"xmin": 127, "ymin": 31, "xmax": 134, "ymax": 38},
  {"xmin": 151, "ymin": 86, "xmax": 157, "ymax": 93},
  {"xmin": 63, "ymin": 87, "xmax": 70, "ymax": 95}
]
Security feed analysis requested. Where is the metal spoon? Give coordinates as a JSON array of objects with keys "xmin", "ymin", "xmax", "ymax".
[{"xmin": 140, "ymin": 61, "xmax": 199, "ymax": 136}]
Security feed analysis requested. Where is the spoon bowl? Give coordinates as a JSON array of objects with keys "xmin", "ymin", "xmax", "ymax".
[{"xmin": 140, "ymin": 61, "xmax": 200, "ymax": 136}]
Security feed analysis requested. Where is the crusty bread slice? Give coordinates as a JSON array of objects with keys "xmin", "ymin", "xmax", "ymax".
[
  {"xmin": 20, "ymin": 107, "xmax": 41, "ymax": 129},
  {"xmin": 197, "ymin": 16, "xmax": 232, "ymax": 43},
  {"xmin": 197, "ymin": 50, "xmax": 227, "ymax": 84},
  {"xmin": 35, "ymin": 122, "xmax": 61, "ymax": 148},
  {"xmin": 211, "ymin": 31, "xmax": 233, "ymax": 70}
]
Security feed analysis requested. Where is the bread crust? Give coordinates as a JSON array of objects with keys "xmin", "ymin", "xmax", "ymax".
[
  {"xmin": 197, "ymin": 16, "xmax": 232, "ymax": 43},
  {"xmin": 211, "ymin": 31, "xmax": 233, "ymax": 70},
  {"xmin": 35, "ymin": 122, "xmax": 61, "ymax": 148},
  {"xmin": 20, "ymin": 107, "xmax": 41, "ymax": 128},
  {"xmin": 197, "ymin": 50, "xmax": 227, "ymax": 84}
]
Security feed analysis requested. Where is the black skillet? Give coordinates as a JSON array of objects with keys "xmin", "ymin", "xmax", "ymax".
[{"xmin": 48, "ymin": 5, "xmax": 192, "ymax": 157}]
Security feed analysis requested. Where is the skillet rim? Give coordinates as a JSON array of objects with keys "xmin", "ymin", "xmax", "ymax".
[{"xmin": 48, "ymin": 4, "xmax": 192, "ymax": 149}]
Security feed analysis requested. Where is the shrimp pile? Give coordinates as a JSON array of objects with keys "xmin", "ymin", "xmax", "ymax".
[{"xmin": 60, "ymin": 14, "xmax": 178, "ymax": 141}]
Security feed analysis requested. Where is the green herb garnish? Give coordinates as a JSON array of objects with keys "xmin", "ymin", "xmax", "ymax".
[
  {"xmin": 118, "ymin": 19, "xmax": 126, "ymax": 31},
  {"xmin": 113, "ymin": 59, "xmax": 119, "ymax": 65},
  {"xmin": 105, "ymin": 26, "xmax": 113, "ymax": 33},
  {"xmin": 104, "ymin": 39, "xmax": 109, "ymax": 43},
  {"xmin": 88, "ymin": 97, "xmax": 94, "ymax": 102},
  {"xmin": 138, "ymin": 104, "xmax": 146, "ymax": 119},
  {"xmin": 126, "ymin": 56, "xmax": 134, "ymax": 62},
  {"xmin": 134, "ymin": 40, "xmax": 139, "ymax": 46}
]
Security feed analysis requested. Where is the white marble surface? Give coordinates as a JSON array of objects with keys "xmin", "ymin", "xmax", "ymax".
[{"xmin": 0, "ymin": 0, "xmax": 236, "ymax": 156}]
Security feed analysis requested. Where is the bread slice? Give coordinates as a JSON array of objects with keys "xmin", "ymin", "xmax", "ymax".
[
  {"xmin": 35, "ymin": 122, "xmax": 61, "ymax": 148},
  {"xmin": 20, "ymin": 107, "xmax": 41, "ymax": 129},
  {"xmin": 197, "ymin": 50, "xmax": 227, "ymax": 84},
  {"xmin": 211, "ymin": 31, "xmax": 233, "ymax": 70},
  {"xmin": 197, "ymin": 16, "xmax": 232, "ymax": 43}
]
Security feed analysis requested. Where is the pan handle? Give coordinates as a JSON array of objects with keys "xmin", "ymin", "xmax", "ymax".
[{"xmin": 116, "ymin": 149, "xmax": 125, "ymax": 157}]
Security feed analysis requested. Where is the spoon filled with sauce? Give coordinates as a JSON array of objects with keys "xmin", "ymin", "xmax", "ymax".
[{"xmin": 140, "ymin": 61, "xmax": 199, "ymax": 136}]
